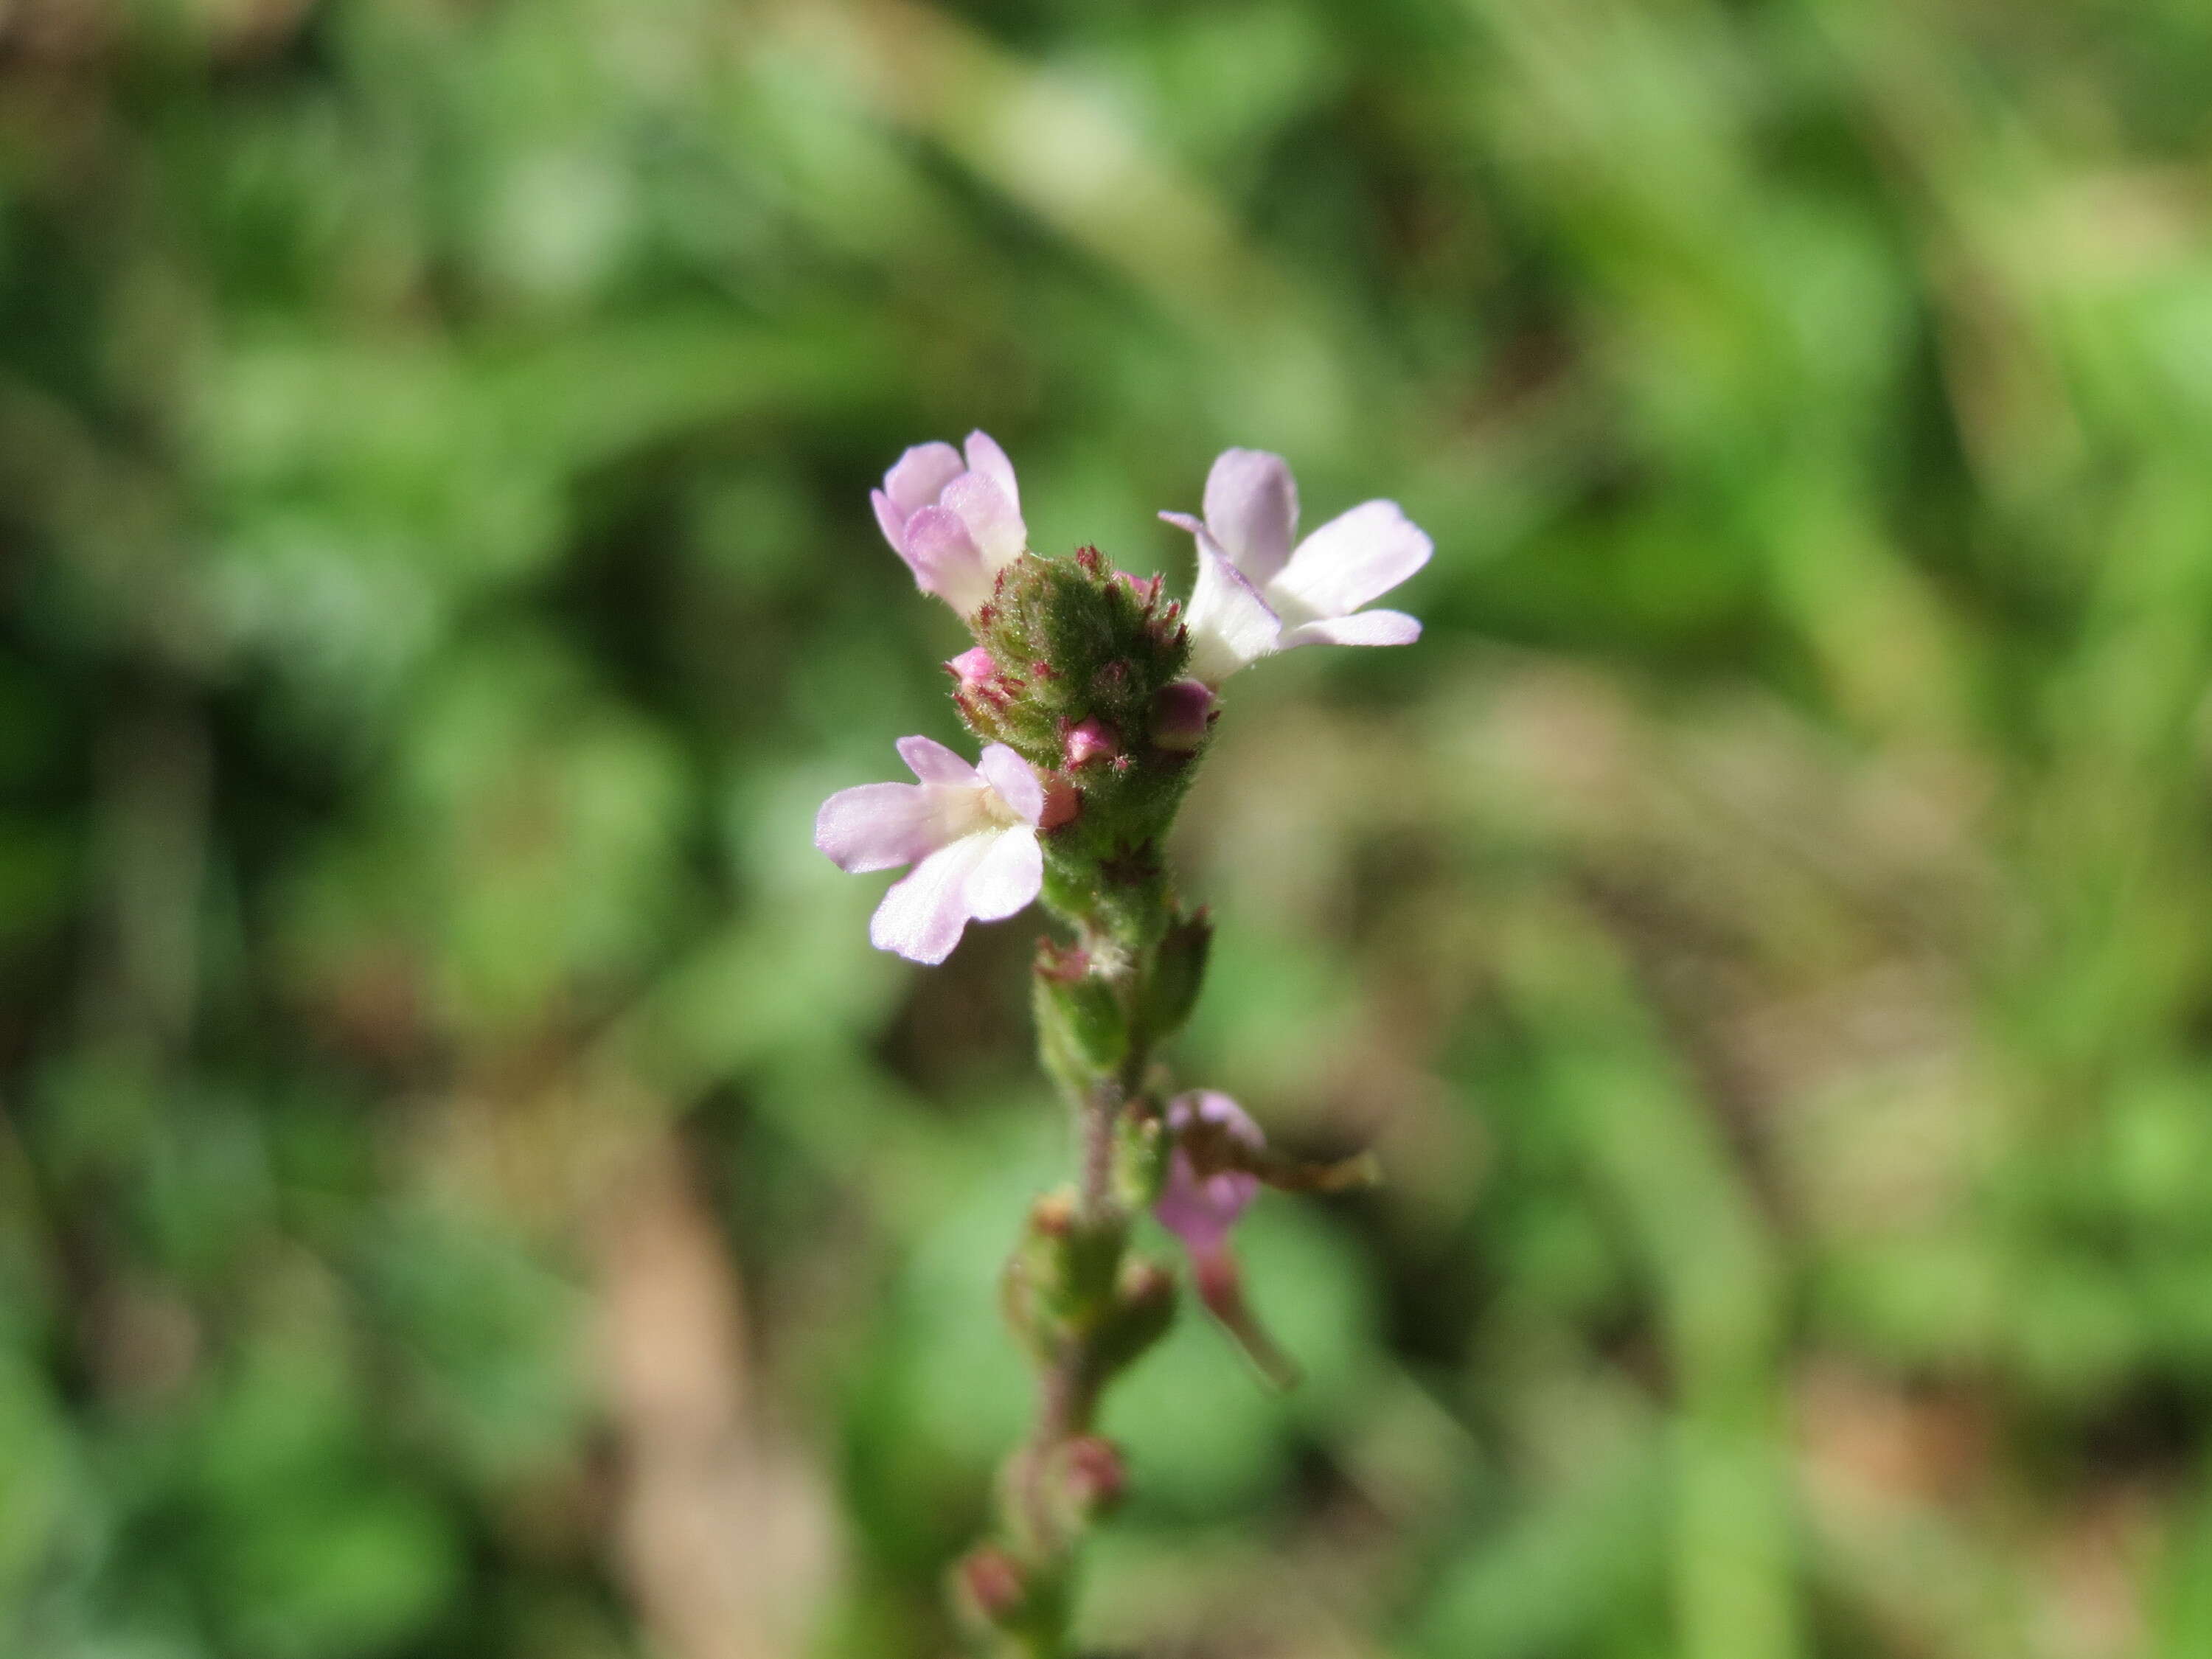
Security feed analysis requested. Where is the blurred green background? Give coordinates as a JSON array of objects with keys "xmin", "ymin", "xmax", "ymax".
[{"xmin": 7, "ymin": 0, "xmax": 2212, "ymax": 1655}]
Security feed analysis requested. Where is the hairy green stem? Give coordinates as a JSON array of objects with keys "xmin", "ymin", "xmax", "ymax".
[
  {"xmin": 1077, "ymin": 1080, "xmax": 1118, "ymax": 1226},
  {"xmin": 987, "ymin": 922, "xmax": 1166, "ymax": 1658}
]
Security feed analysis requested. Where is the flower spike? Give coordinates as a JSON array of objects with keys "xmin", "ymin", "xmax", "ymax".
[{"xmin": 837, "ymin": 425, "xmax": 1405, "ymax": 1645}]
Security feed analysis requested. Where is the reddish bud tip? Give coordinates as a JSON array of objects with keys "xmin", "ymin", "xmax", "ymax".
[
  {"xmin": 1029, "ymin": 1191, "xmax": 1076, "ymax": 1238},
  {"xmin": 1120, "ymin": 1257, "xmax": 1175, "ymax": 1305},
  {"xmin": 1055, "ymin": 1435, "xmax": 1127, "ymax": 1520},
  {"xmin": 1113, "ymin": 569, "xmax": 1163, "ymax": 604},
  {"xmin": 1035, "ymin": 937, "xmax": 1091, "ymax": 983},
  {"xmin": 955, "ymin": 1545, "xmax": 1029, "ymax": 1626}
]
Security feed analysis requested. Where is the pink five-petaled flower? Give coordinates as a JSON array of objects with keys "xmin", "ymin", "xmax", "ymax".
[
  {"xmin": 871, "ymin": 431, "xmax": 1029, "ymax": 616},
  {"xmin": 815, "ymin": 736, "xmax": 1046, "ymax": 965},
  {"xmin": 1161, "ymin": 448, "xmax": 1431, "ymax": 686}
]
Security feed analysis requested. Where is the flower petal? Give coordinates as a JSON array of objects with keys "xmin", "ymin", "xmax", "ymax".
[
  {"xmin": 871, "ymin": 487, "xmax": 911, "ymax": 560},
  {"xmin": 897, "ymin": 734, "xmax": 981, "ymax": 786},
  {"xmin": 882, "ymin": 442, "xmax": 964, "ymax": 515},
  {"xmin": 1269, "ymin": 500, "xmax": 1432, "ymax": 621},
  {"xmin": 962, "ymin": 824, "xmax": 1042, "ymax": 922},
  {"xmin": 975, "ymin": 744, "xmax": 1046, "ymax": 824},
  {"xmin": 814, "ymin": 781, "xmax": 943, "ymax": 873},
  {"xmin": 1202, "ymin": 448, "xmax": 1298, "ymax": 585},
  {"xmin": 963, "ymin": 430, "xmax": 1020, "ymax": 512},
  {"xmin": 1178, "ymin": 1089, "xmax": 1264, "ymax": 1146},
  {"xmin": 1279, "ymin": 610, "xmax": 1423, "ymax": 650},
  {"xmin": 1155, "ymin": 1161, "xmax": 1253, "ymax": 1254},
  {"xmin": 902, "ymin": 505, "xmax": 997, "ymax": 613},
  {"xmin": 869, "ymin": 831, "xmax": 1000, "ymax": 964},
  {"xmin": 1166, "ymin": 516, "xmax": 1282, "ymax": 685},
  {"xmin": 942, "ymin": 472, "xmax": 1027, "ymax": 574}
]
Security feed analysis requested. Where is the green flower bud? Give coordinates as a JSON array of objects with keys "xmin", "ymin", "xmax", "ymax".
[
  {"xmin": 1138, "ymin": 906, "xmax": 1212, "ymax": 1044},
  {"xmin": 1032, "ymin": 939, "xmax": 1127, "ymax": 1082}
]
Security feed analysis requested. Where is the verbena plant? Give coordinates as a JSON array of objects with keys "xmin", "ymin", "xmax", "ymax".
[{"xmin": 815, "ymin": 435, "xmax": 1425, "ymax": 1655}]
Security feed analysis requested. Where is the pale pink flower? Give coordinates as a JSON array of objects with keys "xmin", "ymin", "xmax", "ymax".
[
  {"xmin": 871, "ymin": 431, "xmax": 1029, "ymax": 615},
  {"xmin": 1154, "ymin": 1091, "xmax": 1264, "ymax": 1256},
  {"xmin": 814, "ymin": 736, "xmax": 1046, "ymax": 964},
  {"xmin": 1161, "ymin": 448, "xmax": 1430, "ymax": 684}
]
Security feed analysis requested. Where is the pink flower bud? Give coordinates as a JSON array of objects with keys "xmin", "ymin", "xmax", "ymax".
[
  {"xmin": 946, "ymin": 645, "xmax": 996, "ymax": 687},
  {"xmin": 1034, "ymin": 938, "xmax": 1091, "ymax": 984},
  {"xmin": 1063, "ymin": 718, "xmax": 1116, "ymax": 769},
  {"xmin": 1028, "ymin": 1189, "xmax": 1076, "ymax": 1239},
  {"xmin": 1113, "ymin": 569, "xmax": 1163, "ymax": 604},
  {"xmin": 1054, "ymin": 1435, "xmax": 1126, "ymax": 1520},
  {"xmin": 1150, "ymin": 678, "xmax": 1215, "ymax": 753},
  {"xmin": 954, "ymin": 1545, "xmax": 1030, "ymax": 1627},
  {"xmin": 1039, "ymin": 773, "xmax": 1081, "ymax": 830}
]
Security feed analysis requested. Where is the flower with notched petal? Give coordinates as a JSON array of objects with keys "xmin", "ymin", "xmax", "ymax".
[
  {"xmin": 1161, "ymin": 448, "xmax": 1429, "ymax": 685},
  {"xmin": 814, "ymin": 736, "xmax": 1048, "ymax": 964}
]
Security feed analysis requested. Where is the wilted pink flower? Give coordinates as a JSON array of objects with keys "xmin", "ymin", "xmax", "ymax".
[
  {"xmin": 1154, "ymin": 1091, "xmax": 1264, "ymax": 1256},
  {"xmin": 871, "ymin": 431, "xmax": 1029, "ymax": 615},
  {"xmin": 1161, "ymin": 448, "xmax": 1430, "ymax": 684},
  {"xmin": 1155, "ymin": 1091, "xmax": 1300, "ymax": 1388},
  {"xmin": 814, "ymin": 736, "xmax": 1046, "ymax": 964}
]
